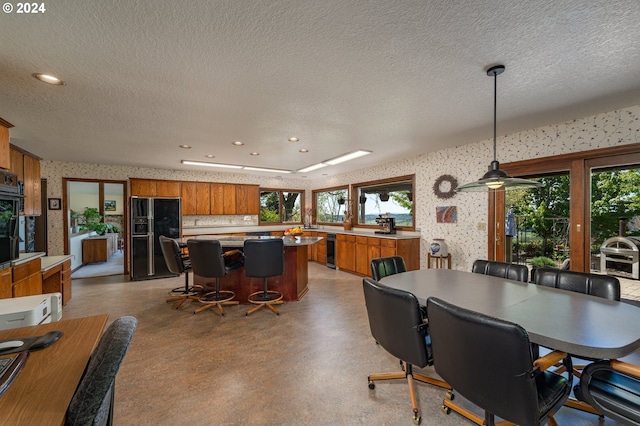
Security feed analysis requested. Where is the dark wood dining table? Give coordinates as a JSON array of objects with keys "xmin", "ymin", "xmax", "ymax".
[{"xmin": 380, "ymin": 269, "xmax": 640, "ymax": 360}]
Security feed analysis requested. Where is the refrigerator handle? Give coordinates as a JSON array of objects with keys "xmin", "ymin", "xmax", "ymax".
[{"xmin": 148, "ymin": 232, "xmax": 154, "ymax": 276}]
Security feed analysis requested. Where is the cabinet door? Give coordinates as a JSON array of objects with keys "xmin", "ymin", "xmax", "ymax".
[
  {"xmin": 10, "ymin": 148, "xmax": 23, "ymax": 181},
  {"xmin": 156, "ymin": 180, "xmax": 180, "ymax": 197},
  {"xmin": 196, "ymin": 182, "xmax": 211, "ymax": 215},
  {"xmin": 355, "ymin": 242, "xmax": 369, "ymax": 275},
  {"xmin": 336, "ymin": 235, "xmax": 356, "ymax": 272},
  {"xmin": 236, "ymin": 185, "xmax": 259, "ymax": 215},
  {"xmin": 0, "ymin": 124, "xmax": 10, "ymax": 170},
  {"xmin": 181, "ymin": 182, "xmax": 197, "ymax": 215},
  {"xmin": 13, "ymin": 273, "xmax": 42, "ymax": 297},
  {"xmin": 222, "ymin": 184, "xmax": 236, "ymax": 214},
  {"xmin": 210, "ymin": 183, "xmax": 224, "ymax": 215},
  {"xmin": 130, "ymin": 179, "xmax": 156, "ymax": 197},
  {"xmin": 0, "ymin": 268, "xmax": 11, "ymax": 299},
  {"xmin": 30, "ymin": 157, "xmax": 41, "ymax": 215}
]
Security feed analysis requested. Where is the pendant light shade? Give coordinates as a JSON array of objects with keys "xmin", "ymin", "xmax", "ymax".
[{"xmin": 456, "ymin": 65, "xmax": 542, "ymax": 192}]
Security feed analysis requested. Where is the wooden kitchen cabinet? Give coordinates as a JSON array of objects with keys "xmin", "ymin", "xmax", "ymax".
[
  {"xmin": 236, "ymin": 185, "xmax": 259, "ymax": 214},
  {"xmin": 209, "ymin": 183, "xmax": 224, "ymax": 214},
  {"xmin": 0, "ymin": 268, "xmax": 12, "ymax": 299},
  {"xmin": 0, "ymin": 118, "xmax": 12, "ymax": 170},
  {"xmin": 196, "ymin": 182, "xmax": 211, "ymax": 215},
  {"xmin": 155, "ymin": 180, "xmax": 181, "ymax": 197},
  {"xmin": 130, "ymin": 178, "xmax": 156, "ymax": 197},
  {"xmin": 42, "ymin": 259, "xmax": 72, "ymax": 305},
  {"xmin": 12, "ymin": 258, "xmax": 42, "ymax": 297},
  {"xmin": 336, "ymin": 234, "xmax": 356, "ymax": 272},
  {"xmin": 82, "ymin": 235, "xmax": 118, "ymax": 263},
  {"xmin": 10, "ymin": 145, "xmax": 41, "ymax": 215},
  {"xmin": 222, "ymin": 184, "xmax": 236, "ymax": 214},
  {"xmin": 355, "ymin": 236, "xmax": 382, "ymax": 276},
  {"xmin": 181, "ymin": 182, "xmax": 197, "ymax": 215},
  {"xmin": 316, "ymin": 232, "xmax": 327, "ymax": 264}
]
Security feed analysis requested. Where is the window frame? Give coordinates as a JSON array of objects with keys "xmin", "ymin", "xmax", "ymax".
[
  {"xmin": 351, "ymin": 174, "xmax": 415, "ymax": 231},
  {"xmin": 258, "ymin": 188, "xmax": 304, "ymax": 225}
]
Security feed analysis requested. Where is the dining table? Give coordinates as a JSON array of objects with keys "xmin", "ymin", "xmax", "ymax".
[{"xmin": 380, "ymin": 268, "xmax": 640, "ymax": 360}]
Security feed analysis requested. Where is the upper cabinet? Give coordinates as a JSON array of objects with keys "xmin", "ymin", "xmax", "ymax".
[
  {"xmin": 10, "ymin": 145, "xmax": 42, "ymax": 216},
  {"xmin": 0, "ymin": 118, "xmax": 12, "ymax": 170},
  {"xmin": 134, "ymin": 178, "xmax": 262, "ymax": 216}
]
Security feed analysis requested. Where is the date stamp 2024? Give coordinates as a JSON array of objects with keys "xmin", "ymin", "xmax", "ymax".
[{"xmin": 3, "ymin": 2, "xmax": 46, "ymax": 14}]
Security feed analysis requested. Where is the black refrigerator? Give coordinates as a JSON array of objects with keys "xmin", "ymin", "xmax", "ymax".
[{"xmin": 130, "ymin": 197, "xmax": 181, "ymax": 280}]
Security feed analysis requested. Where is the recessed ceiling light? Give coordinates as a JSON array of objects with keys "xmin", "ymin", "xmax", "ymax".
[
  {"xmin": 324, "ymin": 150, "xmax": 372, "ymax": 165},
  {"xmin": 299, "ymin": 149, "xmax": 309, "ymax": 153},
  {"xmin": 179, "ymin": 144, "xmax": 191, "ymax": 149},
  {"xmin": 232, "ymin": 141, "xmax": 244, "ymax": 146},
  {"xmin": 32, "ymin": 73, "xmax": 64, "ymax": 85},
  {"xmin": 205, "ymin": 154, "xmax": 214, "ymax": 158},
  {"xmin": 288, "ymin": 137, "xmax": 299, "ymax": 142},
  {"xmin": 250, "ymin": 152, "xmax": 259, "ymax": 156}
]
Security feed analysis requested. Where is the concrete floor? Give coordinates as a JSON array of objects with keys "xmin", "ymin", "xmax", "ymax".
[{"xmin": 64, "ymin": 263, "xmax": 634, "ymax": 425}]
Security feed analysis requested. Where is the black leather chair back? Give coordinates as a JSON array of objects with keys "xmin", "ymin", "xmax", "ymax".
[
  {"xmin": 427, "ymin": 297, "xmax": 570, "ymax": 426},
  {"xmin": 532, "ymin": 268, "xmax": 620, "ymax": 301},
  {"xmin": 472, "ymin": 259, "xmax": 529, "ymax": 282},
  {"xmin": 243, "ymin": 239, "xmax": 284, "ymax": 279},
  {"xmin": 186, "ymin": 239, "xmax": 226, "ymax": 279},
  {"xmin": 574, "ymin": 360, "xmax": 640, "ymax": 425},
  {"xmin": 370, "ymin": 256, "xmax": 407, "ymax": 281},
  {"xmin": 159, "ymin": 235, "xmax": 188, "ymax": 275},
  {"xmin": 362, "ymin": 277, "xmax": 428, "ymax": 369}
]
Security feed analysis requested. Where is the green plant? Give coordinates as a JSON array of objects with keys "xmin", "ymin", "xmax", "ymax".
[
  {"xmin": 529, "ymin": 256, "xmax": 557, "ymax": 268},
  {"xmin": 80, "ymin": 207, "xmax": 106, "ymax": 233}
]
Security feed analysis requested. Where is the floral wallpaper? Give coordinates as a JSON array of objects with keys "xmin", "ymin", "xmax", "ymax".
[{"xmin": 42, "ymin": 105, "xmax": 640, "ymax": 269}]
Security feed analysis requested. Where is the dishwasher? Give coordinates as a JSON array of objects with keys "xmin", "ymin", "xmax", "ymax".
[{"xmin": 326, "ymin": 233, "xmax": 336, "ymax": 269}]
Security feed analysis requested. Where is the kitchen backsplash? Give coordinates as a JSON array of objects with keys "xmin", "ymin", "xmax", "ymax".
[{"xmin": 183, "ymin": 215, "xmax": 259, "ymax": 227}]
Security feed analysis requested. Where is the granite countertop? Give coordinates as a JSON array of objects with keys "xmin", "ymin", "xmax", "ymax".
[
  {"xmin": 181, "ymin": 235, "xmax": 324, "ymax": 247},
  {"xmin": 183, "ymin": 225, "xmax": 421, "ymax": 240},
  {"xmin": 40, "ymin": 255, "xmax": 73, "ymax": 272}
]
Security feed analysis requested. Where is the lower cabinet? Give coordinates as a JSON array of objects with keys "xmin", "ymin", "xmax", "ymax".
[
  {"xmin": 12, "ymin": 258, "xmax": 42, "ymax": 297},
  {"xmin": 0, "ymin": 268, "xmax": 12, "ymax": 299},
  {"xmin": 42, "ymin": 259, "xmax": 72, "ymax": 305}
]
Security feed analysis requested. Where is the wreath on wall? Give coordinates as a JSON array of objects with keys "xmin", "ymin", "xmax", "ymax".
[{"xmin": 433, "ymin": 174, "xmax": 458, "ymax": 199}]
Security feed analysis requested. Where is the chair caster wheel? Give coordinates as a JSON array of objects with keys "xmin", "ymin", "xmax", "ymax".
[
  {"xmin": 442, "ymin": 405, "xmax": 451, "ymax": 414},
  {"xmin": 412, "ymin": 413, "xmax": 422, "ymax": 425},
  {"xmin": 446, "ymin": 390, "xmax": 454, "ymax": 400},
  {"xmin": 368, "ymin": 380, "xmax": 375, "ymax": 390}
]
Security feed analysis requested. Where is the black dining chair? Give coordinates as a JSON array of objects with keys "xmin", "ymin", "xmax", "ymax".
[
  {"xmin": 186, "ymin": 239, "xmax": 243, "ymax": 315},
  {"xmin": 243, "ymin": 238, "xmax": 285, "ymax": 316},
  {"xmin": 159, "ymin": 235, "xmax": 198, "ymax": 309},
  {"xmin": 574, "ymin": 359, "xmax": 640, "ymax": 425},
  {"xmin": 531, "ymin": 267, "xmax": 620, "ymax": 417},
  {"xmin": 370, "ymin": 256, "xmax": 407, "ymax": 281},
  {"xmin": 65, "ymin": 316, "xmax": 138, "ymax": 426},
  {"xmin": 427, "ymin": 297, "xmax": 572, "ymax": 426},
  {"xmin": 471, "ymin": 259, "xmax": 529, "ymax": 282},
  {"xmin": 362, "ymin": 277, "xmax": 450, "ymax": 426}
]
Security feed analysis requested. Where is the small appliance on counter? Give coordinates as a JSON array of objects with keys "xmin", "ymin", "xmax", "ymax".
[
  {"xmin": 0, "ymin": 293, "xmax": 62, "ymax": 331},
  {"xmin": 375, "ymin": 214, "xmax": 396, "ymax": 234}
]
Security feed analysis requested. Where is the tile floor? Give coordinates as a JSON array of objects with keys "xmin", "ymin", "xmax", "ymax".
[{"xmin": 63, "ymin": 263, "xmax": 635, "ymax": 425}]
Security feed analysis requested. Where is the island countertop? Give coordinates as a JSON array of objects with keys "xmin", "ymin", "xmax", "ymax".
[{"xmin": 181, "ymin": 235, "xmax": 323, "ymax": 247}]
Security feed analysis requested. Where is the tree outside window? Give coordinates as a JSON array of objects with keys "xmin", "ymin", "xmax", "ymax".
[
  {"xmin": 260, "ymin": 190, "xmax": 303, "ymax": 223},
  {"xmin": 315, "ymin": 188, "xmax": 348, "ymax": 223}
]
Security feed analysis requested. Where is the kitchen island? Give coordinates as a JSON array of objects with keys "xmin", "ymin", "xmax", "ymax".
[{"xmin": 182, "ymin": 235, "xmax": 323, "ymax": 303}]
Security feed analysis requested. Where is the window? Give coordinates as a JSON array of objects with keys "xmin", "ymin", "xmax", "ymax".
[
  {"xmin": 353, "ymin": 175, "xmax": 414, "ymax": 230},
  {"xmin": 314, "ymin": 187, "xmax": 348, "ymax": 224},
  {"xmin": 260, "ymin": 189, "xmax": 303, "ymax": 224}
]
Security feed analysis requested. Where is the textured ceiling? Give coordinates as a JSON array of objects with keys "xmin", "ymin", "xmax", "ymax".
[{"xmin": 1, "ymin": 0, "xmax": 640, "ymax": 178}]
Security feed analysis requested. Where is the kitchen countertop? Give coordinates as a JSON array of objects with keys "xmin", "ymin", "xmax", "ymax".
[
  {"xmin": 183, "ymin": 225, "xmax": 421, "ymax": 240},
  {"xmin": 182, "ymin": 235, "xmax": 324, "ymax": 247},
  {"xmin": 40, "ymin": 255, "xmax": 74, "ymax": 272},
  {"xmin": 11, "ymin": 252, "xmax": 46, "ymax": 266}
]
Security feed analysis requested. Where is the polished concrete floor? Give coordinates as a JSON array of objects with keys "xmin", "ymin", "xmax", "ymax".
[{"xmin": 64, "ymin": 263, "xmax": 634, "ymax": 425}]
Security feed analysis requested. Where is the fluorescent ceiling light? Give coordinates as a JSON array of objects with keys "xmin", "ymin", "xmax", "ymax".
[
  {"xmin": 181, "ymin": 160, "xmax": 242, "ymax": 169},
  {"xmin": 297, "ymin": 163, "xmax": 328, "ymax": 173},
  {"xmin": 324, "ymin": 150, "xmax": 372, "ymax": 165},
  {"xmin": 243, "ymin": 166, "xmax": 292, "ymax": 174}
]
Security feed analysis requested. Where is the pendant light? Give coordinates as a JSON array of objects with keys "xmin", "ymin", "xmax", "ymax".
[{"xmin": 456, "ymin": 65, "xmax": 542, "ymax": 192}]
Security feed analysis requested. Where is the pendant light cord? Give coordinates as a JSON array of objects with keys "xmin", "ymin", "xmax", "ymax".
[{"xmin": 493, "ymin": 70, "xmax": 497, "ymax": 162}]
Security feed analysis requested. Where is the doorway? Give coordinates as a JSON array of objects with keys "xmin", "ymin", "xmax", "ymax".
[{"xmin": 63, "ymin": 178, "xmax": 128, "ymax": 278}]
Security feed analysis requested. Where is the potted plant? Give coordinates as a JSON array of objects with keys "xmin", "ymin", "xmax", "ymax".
[
  {"xmin": 80, "ymin": 207, "xmax": 106, "ymax": 234},
  {"xmin": 70, "ymin": 209, "xmax": 80, "ymax": 233}
]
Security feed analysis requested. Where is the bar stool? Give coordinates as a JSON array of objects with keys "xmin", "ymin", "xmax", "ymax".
[
  {"xmin": 244, "ymin": 238, "xmax": 285, "ymax": 316},
  {"xmin": 186, "ymin": 239, "xmax": 243, "ymax": 316},
  {"xmin": 159, "ymin": 235, "xmax": 198, "ymax": 309}
]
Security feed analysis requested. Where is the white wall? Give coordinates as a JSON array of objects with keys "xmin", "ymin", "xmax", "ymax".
[{"xmin": 41, "ymin": 105, "xmax": 640, "ymax": 268}]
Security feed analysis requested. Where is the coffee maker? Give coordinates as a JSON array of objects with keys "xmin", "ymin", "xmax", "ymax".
[{"xmin": 375, "ymin": 215, "xmax": 396, "ymax": 234}]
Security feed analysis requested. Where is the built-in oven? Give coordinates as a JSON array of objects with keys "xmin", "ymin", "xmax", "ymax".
[
  {"xmin": 326, "ymin": 233, "xmax": 336, "ymax": 269},
  {"xmin": 0, "ymin": 171, "xmax": 22, "ymax": 270}
]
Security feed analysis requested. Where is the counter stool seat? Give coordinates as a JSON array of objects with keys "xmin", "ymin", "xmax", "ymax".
[
  {"xmin": 159, "ymin": 235, "xmax": 199, "ymax": 309},
  {"xmin": 244, "ymin": 238, "xmax": 285, "ymax": 316},
  {"xmin": 187, "ymin": 239, "xmax": 243, "ymax": 316}
]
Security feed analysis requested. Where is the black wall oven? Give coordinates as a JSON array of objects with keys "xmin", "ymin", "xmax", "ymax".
[{"xmin": 0, "ymin": 171, "xmax": 22, "ymax": 270}]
